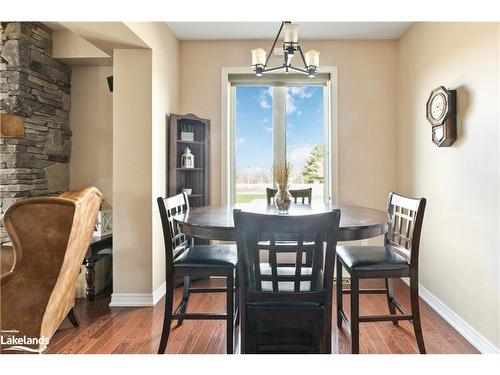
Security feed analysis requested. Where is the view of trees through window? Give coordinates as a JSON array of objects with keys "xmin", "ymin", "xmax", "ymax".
[{"xmin": 235, "ymin": 85, "xmax": 325, "ymax": 203}]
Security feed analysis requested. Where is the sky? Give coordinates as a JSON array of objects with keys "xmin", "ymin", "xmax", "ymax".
[{"xmin": 235, "ymin": 85, "xmax": 324, "ymax": 173}]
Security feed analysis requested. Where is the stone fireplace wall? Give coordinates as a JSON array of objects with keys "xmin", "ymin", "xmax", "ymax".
[{"xmin": 0, "ymin": 22, "xmax": 71, "ymax": 244}]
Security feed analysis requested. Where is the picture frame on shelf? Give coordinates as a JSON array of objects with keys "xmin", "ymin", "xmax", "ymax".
[{"xmin": 180, "ymin": 124, "xmax": 195, "ymax": 141}]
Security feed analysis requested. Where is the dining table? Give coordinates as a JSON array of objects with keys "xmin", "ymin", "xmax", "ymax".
[{"xmin": 173, "ymin": 200, "xmax": 388, "ymax": 242}]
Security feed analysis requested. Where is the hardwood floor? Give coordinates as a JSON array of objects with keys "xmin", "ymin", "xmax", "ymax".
[{"xmin": 46, "ymin": 278, "xmax": 479, "ymax": 354}]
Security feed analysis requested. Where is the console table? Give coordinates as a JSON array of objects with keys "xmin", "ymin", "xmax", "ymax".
[{"xmin": 85, "ymin": 234, "xmax": 112, "ymax": 301}]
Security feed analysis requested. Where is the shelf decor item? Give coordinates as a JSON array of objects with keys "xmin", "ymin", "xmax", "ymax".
[
  {"xmin": 93, "ymin": 199, "xmax": 113, "ymax": 237},
  {"xmin": 180, "ymin": 124, "xmax": 195, "ymax": 142},
  {"xmin": 180, "ymin": 147, "xmax": 195, "ymax": 168},
  {"xmin": 168, "ymin": 113, "xmax": 210, "ymax": 208},
  {"xmin": 273, "ymin": 160, "xmax": 293, "ymax": 215}
]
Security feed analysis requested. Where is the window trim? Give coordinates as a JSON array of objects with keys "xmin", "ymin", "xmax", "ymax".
[{"xmin": 221, "ymin": 67, "xmax": 339, "ymax": 205}]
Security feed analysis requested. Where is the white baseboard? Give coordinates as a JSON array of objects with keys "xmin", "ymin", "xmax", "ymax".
[
  {"xmin": 109, "ymin": 282, "xmax": 166, "ymax": 307},
  {"xmin": 402, "ymin": 278, "xmax": 499, "ymax": 354},
  {"xmin": 152, "ymin": 282, "xmax": 166, "ymax": 305}
]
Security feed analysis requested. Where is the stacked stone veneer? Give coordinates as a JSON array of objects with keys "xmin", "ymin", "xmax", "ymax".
[{"xmin": 0, "ymin": 22, "xmax": 71, "ymax": 244}]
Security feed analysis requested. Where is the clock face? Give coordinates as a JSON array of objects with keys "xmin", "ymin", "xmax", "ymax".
[{"xmin": 430, "ymin": 93, "xmax": 446, "ymax": 120}]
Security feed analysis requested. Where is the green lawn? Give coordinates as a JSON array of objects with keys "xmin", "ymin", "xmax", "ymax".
[{"xmin": 236, "ymin": 193, "xmax": 266, "ymax": 203}]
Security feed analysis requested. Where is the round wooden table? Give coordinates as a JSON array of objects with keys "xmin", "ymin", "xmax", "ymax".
[{"xmin": 174, "ymin": 201, "xmax": 388, "ymax": 242}]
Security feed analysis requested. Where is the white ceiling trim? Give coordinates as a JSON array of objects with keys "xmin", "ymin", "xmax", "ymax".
[{"xmin": 166, "ymin": 22, "xmax": 411, "ymax": 40}]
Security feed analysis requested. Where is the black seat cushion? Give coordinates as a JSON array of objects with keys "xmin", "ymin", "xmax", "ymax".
[
  {"xmin": 337, "ymin": 245, "xmax": 409, "ymax": 272},
  {"xmin": 174, "ymin": 244, "xmax": 237, "ymax": 268}
]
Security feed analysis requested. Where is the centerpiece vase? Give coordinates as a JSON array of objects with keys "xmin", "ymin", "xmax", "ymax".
[{"xmin": 274, "ymin": 189, "xmax": 292, "ymax": 215}]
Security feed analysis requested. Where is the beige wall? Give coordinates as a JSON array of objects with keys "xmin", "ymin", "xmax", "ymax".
[
  {"xmin": 60, "ymin": 22, "xmax": 179, "ymax": 302},
  {"xmin": 125, "ymin": 22, "xmax": 180, "ymax": 292},
  {"xmin": 70, "ymin": 66, "xmax": 113, "ymax": 204},
  {"xmin": 398, "ymin": 22, "xmax": 499, "ymax": 349},
  {"xmin": 179, "ymin": 40, "xmax": 399, "ymax": 211},
  {"xmin": 112, "ymin": 49, "xmax": 153, "ymax": 295},
  {"xmin": 52, "ymin": 30, "xmax": 111, "ymax": 66}
]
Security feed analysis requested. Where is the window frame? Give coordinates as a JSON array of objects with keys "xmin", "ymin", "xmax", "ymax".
[{"xmin": 221, "ymin": 67, "xmax": 338, "ymax": 205}]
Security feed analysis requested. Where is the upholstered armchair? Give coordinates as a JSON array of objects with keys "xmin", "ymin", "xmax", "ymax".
[{"xmin": 0, "ymin": 187, "xmax": 102, "ymax": 353}]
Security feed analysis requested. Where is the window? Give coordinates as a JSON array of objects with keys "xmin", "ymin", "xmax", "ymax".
[
  {"xmin": 286, "ymin": 86, "xmax": 325, "ymax": 201},
  {"xmin": 228, "ymin": 73, "xmax": 332, "ymax": 204},
  {"xmin": 234, "ymin": 86, "xmax": 273, "ymax": 203}
]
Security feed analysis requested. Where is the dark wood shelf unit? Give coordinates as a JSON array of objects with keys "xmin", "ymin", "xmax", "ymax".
[{"xmin": 168, "ymin": 113, "xmax": 210, "ymax": 207}]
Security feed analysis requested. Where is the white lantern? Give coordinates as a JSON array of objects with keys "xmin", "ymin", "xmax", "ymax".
[
  {"xmin": 251, "ymin": 48, "xmax": 267, "ymax": 66},
  {"xmin": 284, "ymin": 23, "xmax": 299, "ymax": 43},
  {"xmin": 181, "ymin": 147, "xmax": 195, "ymax": 168},
  {"xmin": 304, "ymin": 49, "xmax": 320, "ymax": 67}
]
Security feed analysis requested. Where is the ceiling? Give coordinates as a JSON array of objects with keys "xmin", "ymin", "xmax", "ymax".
[
  {"xmin": 44, "ymin": 22, "xmax": 67, "ymax": 31},
  {"xmin": 166, "ymin": 22, "xmax": 411, "ymax": 40}
]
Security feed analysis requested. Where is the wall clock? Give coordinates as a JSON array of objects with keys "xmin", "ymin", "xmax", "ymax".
[{"xmin": 426, "ymin": 86, "xmax": 457, "ymax": 147}]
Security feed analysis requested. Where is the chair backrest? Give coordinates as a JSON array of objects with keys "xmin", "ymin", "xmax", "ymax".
[
  {"xmin": 385, "ymin": 192, "xmax": 426, "ymax": 268},
  {"xmin": 266, "ymin": 188, "xmax": 277, "ymax": 204},
  {"xmin": 266, "ymin": 187, "xmax": 312, "ymax": 204},
  {"xmin": 1, "ymin": 187, "xmax": 102, "ymax": 351},
  {"xmin": 290, "ymin": 188, "xmax": 312, "ymax": 204},
  {"xmin": 233, "ymin": 209, "xmax": 340, "ymax": 305},
  {"xmin": 157, "ymin": 193, "xmax": 191, "ymax": 273}
]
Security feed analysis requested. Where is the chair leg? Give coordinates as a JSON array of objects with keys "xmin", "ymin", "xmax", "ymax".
[
  {"xmin": 324, "ymin": 310, "xmax": 332, "ymax": 354},
  {"xmin": 67, "ymin": 307, "xmax": 80, "ymax": 328},
  {"xmin": 336, "ymin": 256, "xmax": 343, "ymax": 328},
  {"xmin": 410, "ymin": 278, "xmax": 426, "ymax": 354},
  {"xmin": 239, "ymin": 286, "xmax": 247, "ymax": 354},
  {"xmin": 316, "ymin": 324, "xmax": 324, "ymax": 354},
  {"xmin": 158, "ymin": 278, "xmax": 174, "ymax": 354},
  {"xmin": 176, "ymin": 276, "xmax": 190, "ymax": 327},
  {"xmin": 385, "ymin": 278, "xmax": 398, "ymax": 326},
  {"xmin": 350, "ymin": 275, "xmax": 360, "ymax": 354},
  {"xmin": 226, "ymin": 271, "xmax": 234, "ymax": 354},
  {"xmin": 235, "ymin": 268, "xmax": 240, "ymax": 326},
  {"xmin": 245, "ymin": 322, "xmax": 256, "ymax": 354}
]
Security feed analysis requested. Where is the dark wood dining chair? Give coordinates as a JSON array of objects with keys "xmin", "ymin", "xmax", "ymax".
[
  {"xmin": 336, "ymin": 192, "xmax": 427, "ymax": 354},
  {"xmin": 157, "ymin": 193, "xmax": 238, "ymax": 354},
  {"xmin": 290, "ymin": 188, "xmax": 312, "ymax": 204},
  {"xmin": 266, "ymin": 187, "xmax": 278, "ymax": 204},
  {"xmin": 233, "ymin": 208, "xmax": 341, "ymax": 353},
  {"xmin": 266, "ymin": 187, "xmax": 312, "ymax": 204}
]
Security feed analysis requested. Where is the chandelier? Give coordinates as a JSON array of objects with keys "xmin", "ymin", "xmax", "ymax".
[{"xmin": 251, "ymin": 21, "xmax": 320, "ymax": 78}]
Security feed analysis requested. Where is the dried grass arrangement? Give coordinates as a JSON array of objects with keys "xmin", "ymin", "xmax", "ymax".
[
  {"xmin": 273, "ymin": 160, "xmax": 292, "ymax": 190},
  {"xmin": 272, "ymin": 161, "xmax": 293, "ymax": 213}
]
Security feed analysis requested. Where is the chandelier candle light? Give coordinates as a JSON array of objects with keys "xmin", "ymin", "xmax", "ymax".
[{"xmin": 251, "ymin": 21, "xmax": 320, "ymax": 78}]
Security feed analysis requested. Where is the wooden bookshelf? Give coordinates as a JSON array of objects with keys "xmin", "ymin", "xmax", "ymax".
[{"xmin": 168, "ymin": 113, "xmax": 210, "ymax": 207}]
